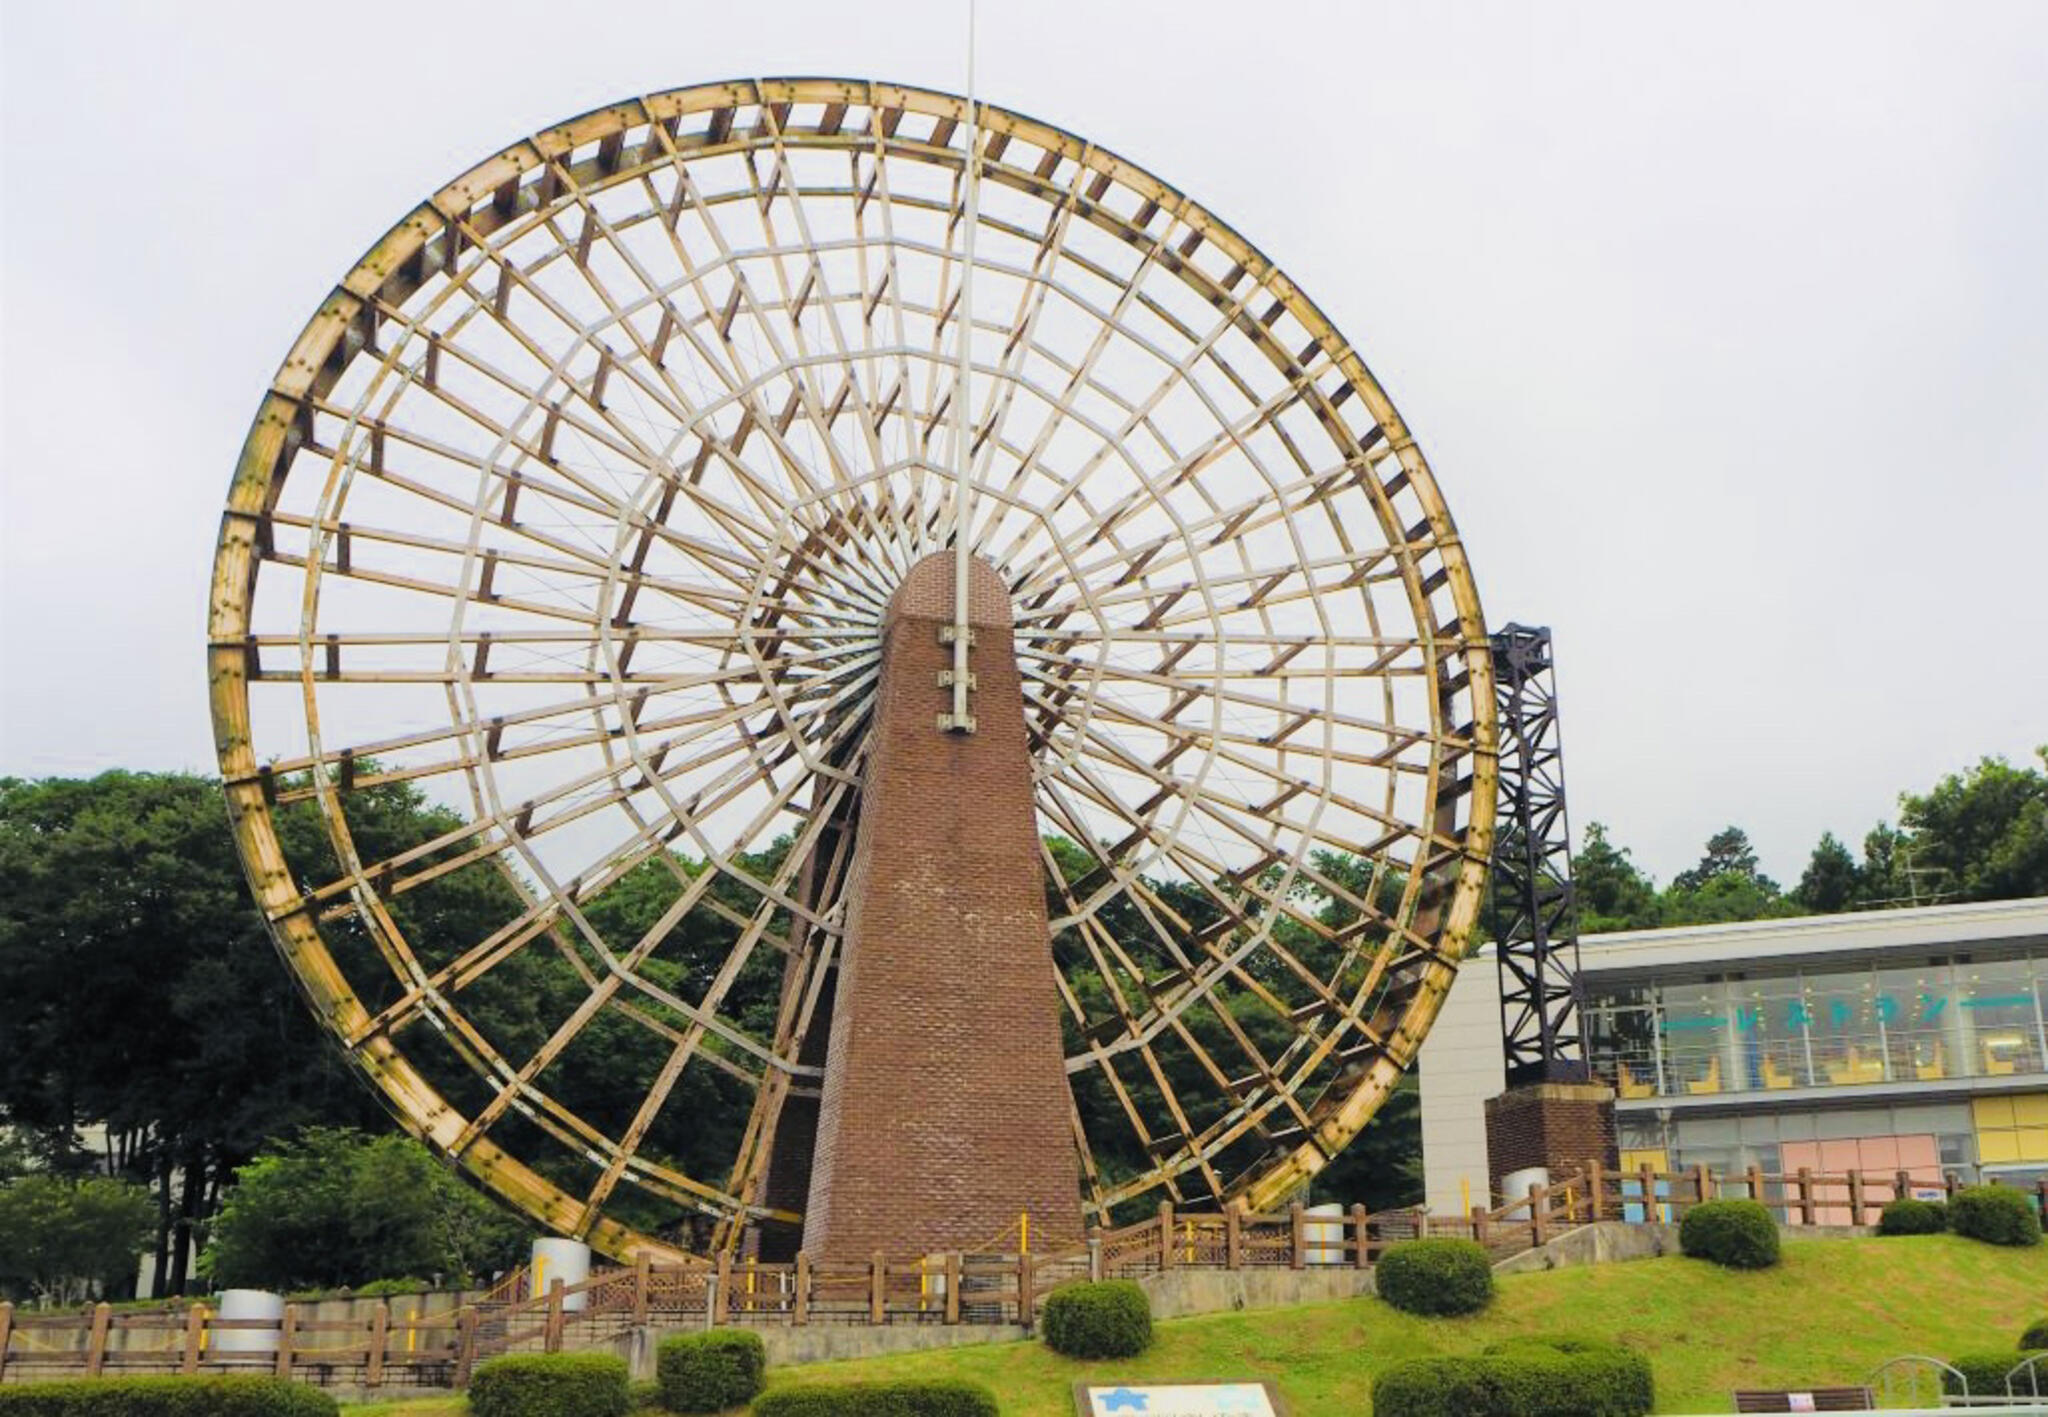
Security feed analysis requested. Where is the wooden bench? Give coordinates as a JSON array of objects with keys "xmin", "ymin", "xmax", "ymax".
[{"xmin": 1733, "ymin": 1390, "xmax": 1875, "ymax": 1413}]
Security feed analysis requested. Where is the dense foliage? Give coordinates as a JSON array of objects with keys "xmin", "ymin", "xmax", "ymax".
[
  {"xmin": 0, "ymin": 1174, "xmax": 154, "ymax": 1302},
  {"xmin": 200, "ymin": 1127, "xmax": 529, "ymax": 1290},
  {"xmin": 1943, "ymin": 1351, "xmax": 2031, "ymax": 1399},
  {"xmin": 1876, "ymin": 1198, "xmax": 1946, "ymax": 1235},
  {"xmin": 656, "ymin": 1329, "xmax": 767, "ymax": 1412},
  {"xmin": 752, "ymin": 1381, "xmax": 1000, "ymax": 1417},
  {"xmin": 1039, "ymin": 1279, "xmax": 1153, "ymax": 1358},
  {"xmin": 467, "ymin": 1353, "xmax": 631, "ymax": 1417},
  {"xmin": 1947, "ymin": 1186, "xmax": 2043, "ymax": 1247},
  {"xmin": 1374, "ymin": 1237, "xmax": 1495, "ymax": 1316},
  {"xmin": 2020, "ymin": 1317, "xmax": 2048, "ymax": 1351},
  {"xmin": 0, "ymin": 1376, "xmax": 337, "ymax": 1416},
  {"xmin": 1371, "ymin": 1336, "xmax": 1653, "ymax": 1417},
  {"xmin": 1677, "ymin": 1199, "xmax": 1780, "ymax": 1269}
]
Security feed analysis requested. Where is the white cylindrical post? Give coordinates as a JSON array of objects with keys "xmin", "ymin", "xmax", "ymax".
[
  {"xmin": 1303, "ymin": 1203, "xmax": 1346, "ymax": 1267},
  {"xmin": 212, "ymin": 1288, "xmax": 284, "ymax": 1360},
  {"xmin": 531, "ymin": 1237, "xmax": 593, "ymax": 1314}
]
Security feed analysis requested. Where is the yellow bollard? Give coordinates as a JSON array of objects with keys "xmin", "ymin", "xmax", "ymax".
[{"xmin": 1020, "ymin": 1210, "xmax": 1029, "ymax": 1256}]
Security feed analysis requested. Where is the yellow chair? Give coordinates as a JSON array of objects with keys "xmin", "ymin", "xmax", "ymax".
[
  {"xmin": 1916, "ymin": 1043, "xmax": 1946, "ymax": 1080},
  {"xmin": 1617, "ymin": 1062, "xmax": 1654, "ymax": 1099},
  {"xmin": 1686, "ymin": 1056, "xmax": 1722, "ymax": 1096},
  {"xmin": 1983, "ymin": 1045, "xmax": 2017, "ymax": 1077},
  {"xmin": 1761, "ymin": 1056, "xmax": 1795, "ymax": 1089}
]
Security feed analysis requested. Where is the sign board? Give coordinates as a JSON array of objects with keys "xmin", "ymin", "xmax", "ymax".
[{"xmin": 1076, "ymin": 1383, "xmax": 1283, "ymax": 1417}]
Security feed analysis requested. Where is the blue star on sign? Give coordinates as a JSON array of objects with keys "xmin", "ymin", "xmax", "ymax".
[{"xmin": 1098, "ymin": 1389, "xmax": 1149, "ymax": 1412}]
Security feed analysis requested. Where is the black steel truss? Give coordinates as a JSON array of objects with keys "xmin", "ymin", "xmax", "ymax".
[{"xmin": 1489, "ymin": 624, "xmax": 1589, "ymax": 1085}]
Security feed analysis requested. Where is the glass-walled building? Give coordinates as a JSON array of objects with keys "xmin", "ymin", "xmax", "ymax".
[{"xmin": 1418, "ymin": 896, "xmax": 2048, "ymax": 1217}]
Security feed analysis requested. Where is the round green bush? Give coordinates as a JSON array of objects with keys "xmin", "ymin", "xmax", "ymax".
[
  {"xmin": 0, "ymin": 1376, "xmax": 337, "ymax": 1416},
  {"xmin": 1877, "ymin": 1197, "xmax": 1946, "ymax": 1235},
  {"xmin": 2020, "ymin": 1316, "xmax": 2048, "ymax": 1351},
  {"xmin": 1039, "ymin": 1279, "xmax": 1153, "ymax": 1358},
  {"xmin": 1372, "ymin": 1337, "xmax": 1653, "ymax": 1417},
  {"xmin": 1950, "ymin": 1185, "xmax": 2043, "ymax": 1247},
  {"xmin": 656, "ymin": 1328, "xmax": 767, "ymax": 1412},
  {"xmin": 1678, "ymin": 1198, "xmax": 1780, "ymax": 1269},
  {"xmin": 752, "ymin": 1379, "xmax": 1000, "ymax": 1417},
  {"xmin": 1375, "ymin": 1237, "xmax": 1495, "ymax": 1317},
  {"xmin": 1943, "ymin": 1351, "xmax": 2031, "ymax": 1399},
  {"xmin": 469, "ymin": 1351, "xmax": 630, "ymax": 1417}
]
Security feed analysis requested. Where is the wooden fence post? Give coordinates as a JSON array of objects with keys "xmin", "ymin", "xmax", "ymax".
[
  {"xmin": 275, "ymin": 1303, "xmax": 298, "ymax": 1379},
  {"xmin": 454, "ymin": 1307, "xmax": 479, "ymax": 1387},
  {"xmin": 793, "ymin": 1253, "xmax": 811, "ymax": 1326},
  {"xmin": 1352, "ymin": 1205, "xmax": 1371, "ymax": 1268},
  {"xmin": 1470, "ymin": 1204, "xmax": 1490, "ymax": 1247},
  {"xmin": 1587, "ymin": 1159, "xmax": 1606, "ymax": 1221},
  {"xmin": 1531, "ymin": 1185, "xmax": 1551, "ymax": 1246},
  {"xmin": 1747, "ymin": 1163, "xmax": 1766, "ymax": 1208},
  {"xmin": 869, "ymin": 1253, "xmax": 885, "ymax": 1326},
  {"xmin": 714, "ymin": 1253, "xmax": 733, "ymax": 1326},
  {"xmin": 1797, "ymin": 1168, "xmax": 1816, "ymax": 1226},
  {"xmin": 178, "ymin": 1302, "xmax": 205, "ymax": 1377},
  {"xmin": 1638, "ymin": 1163, "xmax": 1657, "ymax": 1222},
  {"xmin": 1157, "ymin": 1202, "xmax": 1175, "ymax": 1269},
  {"xmin": 943, "ymin": 1254, "xmax": 961, "ymax": 1325},
  {"xmin": 366, "ymin": 1301, "xmax": 388, "ymax": 1388},
  {"xmin": 1, "ymin": 1301, "xmax": 13, "ymax": 1383},
  {"xmin": 1223, "ymin": 1208, "xmax": 1241, "ymax": 1270},
  {"xmin": 545, "ymin": 1279, "xmax": 565, "ymax": 1353},
  {"xmin": 85, "ymin": 1301, "xmax": 111, "ymax": 1378},
  {"xmin": 1693, "ymin": 1163, "xmax": 1712, "ymax": 1212},
  {"xmin": 1018, "ymin": 1250, "xmax": 1036, "ymax": 1328},
  {"xmin": 633, "ymin": 1256, "xmax": 651, "ymax": 1325},
  {"xmin": 1848, "ymin": 1170, "xmax": 1866, "ymax": 1225},
  {"xmin": 1289, "ymin": 1203, "xmax": 1306, "ymax": 1270},
  {"xmin": 1945, "ymin": 1170, "xmax": 1960, "ymax": 1200}
]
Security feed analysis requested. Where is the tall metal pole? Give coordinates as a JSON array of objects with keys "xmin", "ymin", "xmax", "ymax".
[{"xmin": 944, "ymin": 0, "xmax": 980, "ymax": 734}]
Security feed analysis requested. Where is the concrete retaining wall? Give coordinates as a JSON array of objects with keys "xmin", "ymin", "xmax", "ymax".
[
  {"xmin": 614, "ymin": 1320, "xmax": 1031, "ymax": 1377},
  {"xmin": 1496, "ymin": 1220, "xmax": 1875, "ymax": 1274}
]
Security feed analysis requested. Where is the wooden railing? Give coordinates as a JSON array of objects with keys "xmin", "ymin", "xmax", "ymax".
[{"xmin": 11, "ymin": 1167, "xmax": 2048, "ymax": 1388}]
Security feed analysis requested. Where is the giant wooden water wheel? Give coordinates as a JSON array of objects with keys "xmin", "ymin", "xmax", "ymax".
[{"xmin": 208, "ymin": 78, "xmax": 1498, "ymax": 1261}]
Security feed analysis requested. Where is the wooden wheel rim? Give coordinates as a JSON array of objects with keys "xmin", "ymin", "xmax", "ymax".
[{"xmin": 207, "ymin": 78, "xmax": 1499, "ymax": 1259}]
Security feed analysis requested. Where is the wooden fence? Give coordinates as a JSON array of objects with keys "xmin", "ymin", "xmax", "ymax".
[{"xmin": 8, "ymin": 1165, "xmax": 2045, "ymax": 1388}]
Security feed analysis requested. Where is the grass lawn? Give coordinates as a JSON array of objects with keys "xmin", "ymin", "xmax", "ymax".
[{"xmin": 344, "ymin": 1235, "xmax": 2048, "ymax": 1415}]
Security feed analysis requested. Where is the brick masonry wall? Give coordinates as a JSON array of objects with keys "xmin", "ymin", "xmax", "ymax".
[
  {"xmin": 1483, "ymin": 1082, "xmax": 1619, "ymax": 1203},
  {"xmin": 801, "ymin": 552, "xmax": 1084, "ymax": 1261}
]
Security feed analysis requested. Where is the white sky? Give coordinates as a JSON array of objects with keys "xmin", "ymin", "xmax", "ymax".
[{"xmin": 2, "ymin": 0, "xmax": 2043, "ymax": 888}]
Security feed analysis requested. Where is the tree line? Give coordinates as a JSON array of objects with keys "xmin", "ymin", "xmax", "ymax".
[{"xmin": 1, "ymin": 747, "xmax": 2040, "ymax": 1298}]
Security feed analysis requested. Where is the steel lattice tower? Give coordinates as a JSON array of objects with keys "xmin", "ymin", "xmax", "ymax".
[{"xmin": 1489, "ymin": 624, "xmax": 1589, "ymax": 1085}]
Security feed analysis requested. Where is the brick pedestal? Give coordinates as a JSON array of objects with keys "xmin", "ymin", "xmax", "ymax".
[
  {"xmin": 1482, "ymin": 1082, "xmax": 1618, "ymax": 1204},
  {"xmin": 798, "ymin": 552, "xmax": 1083, "ymax": 1262}
]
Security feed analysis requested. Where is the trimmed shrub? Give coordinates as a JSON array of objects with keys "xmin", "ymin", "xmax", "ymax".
[
  {"xmin": 1678, "ymin": 1198, "xmax": 1780, "ymax": 1269},
  {"xmin": 1372, "ymin": 1337, "xmax": 1654, "ymax": 1417},
  {"xmin": 1877, "ymin": 1197, "xmax": 1946, "ymax": 1235},
  {"xmin": 1039, "ymin": 1279, "xmax": 1153, "ymax": 1359},
  {"xmin": 0, "ymin": 1376, "xmax": 337, "ymax": 1415},
  {"xmin": 657, "ymin": 1328, "xmax": 767, "ymax": 1412},
  {"xmin": 1374, "ymin": 1237, "xmax": 1495, "ymax": 1316},
  {"xmin": 468, "ymin": 1351, "xmax": 629, "ymax": 1417},
  {"xmin": 752, "ymin": 1379, "xmax": 1000, "ymax": 1417},
  {"xmin": 2021, "ymin": 1317, "xmax": 2048, "ymax": 1351},
  {"xmin": 1943, "ymin": 1351, "xmax": 2031, "ymax": 1400},
  {"xmin": 1950, "ymin": 1186, "xmax": 2043, "ymax": 1247}
]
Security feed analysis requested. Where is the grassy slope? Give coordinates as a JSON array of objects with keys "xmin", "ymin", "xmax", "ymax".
[{"xmin": 346, "ymin": 1236, "xmax": 2048, "ymax": 1416}]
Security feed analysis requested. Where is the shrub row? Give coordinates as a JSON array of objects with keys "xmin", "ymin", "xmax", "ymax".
[
  {"xmin": 1372, "ymin": 1336, "xmax": 1653, "ymax": 1417},
  {"xmin": 753, "ymin": 1379, "xmax": 1000, "ymax": 1417},
  {"xmin": 1040, "ymin": 1280, "xmax": 1153, "ymax": 1358},
  {"xmin": 1678, "ymin": 1199, "xmax": 1780, "ymax": 1269},
  {"xmin": 0, "ymin": 1377, "xmax": 337, "ymax": 1416},
  {"xmin": 1375, "ymin": 1237, "xmax": 1495, "ymax": 1316},
  {"xmin": 658, "ymin": 1329, "xmax": 768, "ymax": 1411},
  {"xmin": 1877, "ymin": 1197, "xmax": 1946, "ymax": 1235},
  {"xmin": 469, "ymin": 1352, "xmax": 630, "ymax": 1417},
  {"xmin": 1945, "ymin": 1351, "xmax": 2034, "ymax": 1399}
]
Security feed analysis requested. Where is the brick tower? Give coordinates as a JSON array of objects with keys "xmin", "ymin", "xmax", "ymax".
[{"xmin": 794, "ymin": 551, "xmax": 1083, "ymax": 1262}]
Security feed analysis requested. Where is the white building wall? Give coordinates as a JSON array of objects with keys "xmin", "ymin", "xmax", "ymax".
[{"xmin": 1417, "ymin": 952, "xmax": 1505, "ymax": 1217}]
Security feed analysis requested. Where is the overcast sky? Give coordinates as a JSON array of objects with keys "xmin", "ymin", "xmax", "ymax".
[{"xmin": 2, "ymin": 0, "xmax": 2043, "ymax": 888}]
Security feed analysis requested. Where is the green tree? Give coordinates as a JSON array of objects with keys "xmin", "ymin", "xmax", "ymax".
[
  {"xmin": 201, "ymin": 1128, "xmax": 530, "ymax": 1291},
  {"xmin": 1897, "ymin": 751, "xmax": 2048, "ymax": 903},
  {"xmin": 1794, "ymin": 831, "xmax": 1860, "ymax": 912},
  {"xmin": 1572, "ymin": 823, "xmax": 1661, "ymax": 933},
  {"xmin": 1671, "ymin": 826, "xmax": 1775, "ymax": 895},
  {"xmin": 0, "ymin": 1173, "xmax": 154, "ymax": 1303}
]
